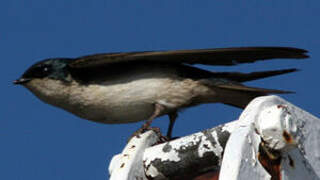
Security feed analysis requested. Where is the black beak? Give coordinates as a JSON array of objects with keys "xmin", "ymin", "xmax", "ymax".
[{"xmin": 13, "ymin": 78, "xmax": 31, "ymax": 85}]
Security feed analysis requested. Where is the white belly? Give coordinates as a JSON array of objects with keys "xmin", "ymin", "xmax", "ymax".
[{"xmin": 67, "ymin": 77, "xmax": 173, "ymax": 123}]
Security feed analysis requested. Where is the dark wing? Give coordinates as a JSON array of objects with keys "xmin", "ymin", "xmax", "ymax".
[{"xmin": 69, "ymin": 47, "xmax": 308, "ymax": 69}]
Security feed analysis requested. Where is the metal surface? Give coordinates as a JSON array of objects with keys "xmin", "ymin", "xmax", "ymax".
[{"xmin": 109, "ymin": 95, "xmax": 320, "ymax": 180}]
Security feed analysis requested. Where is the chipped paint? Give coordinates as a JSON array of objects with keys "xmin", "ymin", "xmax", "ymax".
[
  {"xmin": 144, "ymin": 142, "xmax": 181, "ymax": 165},
  {"xmin": 145, "ymin": 164, "xmax": 163, "ymax": 179},
  {"xmin": 198, "ymin": 135, "xmax": 215, "ymax": 158},
  {"xmin": 143, "ymin": 124, "xmax": 231, "ymax": 179},
  {"xmin": 207, "ymin": 131, "xmax": 223, "ymax": 159}
]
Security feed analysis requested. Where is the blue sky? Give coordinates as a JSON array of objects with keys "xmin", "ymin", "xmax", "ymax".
[{"xmin": 2, "ymin": 1, "xmax": 319, "ymax": 179}]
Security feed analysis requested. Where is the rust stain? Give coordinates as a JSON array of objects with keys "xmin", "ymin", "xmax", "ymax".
[
  {"xmin": 277, "ymin": 104, "xmax": 286, "ymax": 109},
  {"xmin": 288, "ymin": 155, "xmax": 295, "ymax": 168},
  {"xmin": 277, "ymin": 104, "xmax": 291, "ymax": 114},
  {"xmin": 120, "ymin": 163, "xmax": 125, "ymax": 168},
  {"xmin": 283, "ymin": 131, "xmax": 293, "ymax": 143},
  {"xmin": 258, "ymin": 143, "xmax": 282, "ymax": 180}
]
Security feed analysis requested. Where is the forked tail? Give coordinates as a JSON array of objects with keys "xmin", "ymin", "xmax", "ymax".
[{"xmin": 200, "ymin": 68, "xmax": 297, "ymax": 108}]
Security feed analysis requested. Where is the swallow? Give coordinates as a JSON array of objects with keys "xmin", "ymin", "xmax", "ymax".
[{"xmin": 14, "ymin": 47, "xmax": 308, "ymax": 138}]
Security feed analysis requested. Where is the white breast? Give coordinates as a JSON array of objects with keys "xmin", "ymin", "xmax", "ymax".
[{"xmin": 67, "ymin": 75, "xmax": 174, "ymax": 123}]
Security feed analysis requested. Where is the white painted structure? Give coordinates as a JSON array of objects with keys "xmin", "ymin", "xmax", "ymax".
[{"xmin": 109, "ymin": 96, "xmax": 320, "ymax": 180}]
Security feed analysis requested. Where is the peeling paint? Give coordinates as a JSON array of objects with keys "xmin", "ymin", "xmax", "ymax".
[
  {"xmin": 145, "ymin": 164, "xmax": 162, "ymax": 179},
  {"xmin": 144, "ymin": 142, "xmax": 181, "ymax": 166},
  {"xmin": 143, "ymin": 126, "xmax": 230, "ymax": 179},
  {"xmin": 198, "ymin": 133, "xmax": 215, "ymax": 158},
  {"xmin": 209, "ymin": 131, "xmax": 223, "ymax": 159},
  {"xmin": 162, "ymin": 143, "xmax": 172, "ymax": 152}
]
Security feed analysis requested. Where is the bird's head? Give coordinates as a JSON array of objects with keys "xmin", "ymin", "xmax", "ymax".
[
  {"xmin": 14, "ymin": 58, "xmax": 74, "ymax": 104},
  {"xmin": 14, "ymin": 58, "xmax": 72, "ymax": 85}
]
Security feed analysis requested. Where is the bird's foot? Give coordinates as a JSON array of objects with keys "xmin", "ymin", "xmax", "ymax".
[{"xmin": 128, "ymin": 126, "xmax": 169, "ymax": 143}]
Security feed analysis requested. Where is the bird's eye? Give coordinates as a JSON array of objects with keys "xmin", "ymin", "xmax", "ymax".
[
  {"xmin": 42, "ymin": 66, "xmax": 50, "ymax": 73},
  {"xmin": 37, "ymin": 65, "xmax": 52, "ymax": 76},
  {"xmin": 22, "ymin": 64, "xmax": 53, "ymax": 79}
]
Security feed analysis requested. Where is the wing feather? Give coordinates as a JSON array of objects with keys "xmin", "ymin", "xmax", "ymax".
[{"xmin": 69, "ymin": 47, "xmax": 308, "ymax": 69}]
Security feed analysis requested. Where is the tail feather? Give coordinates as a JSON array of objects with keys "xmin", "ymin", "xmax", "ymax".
[
  {"xmin": 199, "ymin": 78, "xmax": 294, "ymax": 108},
  {"xmin": 212, "ymin": 68, "xmax": 298, "ymax": 82},
  {"xmin": 213, "ymin": 84, "xmax": 291, "ymax": 108},
  {"xmin": 199, "ymin": 68, "xmax": 299, "ymax": 108}
]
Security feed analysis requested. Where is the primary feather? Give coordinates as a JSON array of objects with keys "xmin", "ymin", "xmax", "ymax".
[{"xmin": 69, "ymin": 47, "xmax": 308, "ymax": 69}]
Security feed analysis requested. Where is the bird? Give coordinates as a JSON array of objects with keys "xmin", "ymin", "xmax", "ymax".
[{"xmin": 14, "ymin": 47, "xmax": 308, "ymax": 138}]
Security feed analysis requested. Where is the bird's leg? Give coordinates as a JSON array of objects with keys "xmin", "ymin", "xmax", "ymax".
[
  {"xmin": 132, "ymin": 103, "xmax": 165, "ymax": 139},
  {"xmin": 130, "ymin": 103, "xmax": 166, "ymax": 141},
  {"xmin": 142, "ymin": 103, "xmax": 165, "ymax": 130},
  {"xmin": 167, "ymin": 112, "xmax": 178, "ymax": 138},
  {"xmin": 133, "ymin": 104, "xmax": 176, "ymax": 141}
]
